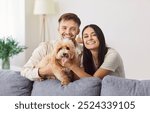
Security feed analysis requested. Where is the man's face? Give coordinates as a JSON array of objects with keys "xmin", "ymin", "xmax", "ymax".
[{"xmin": 58, "ymin": 20, "xmax": 80, "ymax": 40}]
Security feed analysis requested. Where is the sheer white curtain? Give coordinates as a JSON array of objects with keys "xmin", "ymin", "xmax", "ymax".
[
  {"xmin": 0, "ymin": 0, "xmax": 25, "ymax": 44},
  {"xmin": 0, "ymin": 0, "xmax": 25, "ymax": 67}
]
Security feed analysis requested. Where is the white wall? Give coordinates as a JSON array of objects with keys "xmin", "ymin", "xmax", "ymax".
[
  {"xmin": 25, "ymin": 0, "xmax": 41, "ymax": 62},
  {"xmin": 26, "ymin": 0, "xmax": 150, "ymax": 80}
]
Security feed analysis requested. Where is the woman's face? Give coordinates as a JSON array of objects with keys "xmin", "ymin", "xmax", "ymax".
[{"xmin": 82, "ymin": 27, "xmax": 99, "ymax": 50}]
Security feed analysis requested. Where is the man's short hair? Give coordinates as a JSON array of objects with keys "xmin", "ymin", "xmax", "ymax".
[{"xmin": 58, "ymin": 13, "xmax": 81, "ymax": 27}]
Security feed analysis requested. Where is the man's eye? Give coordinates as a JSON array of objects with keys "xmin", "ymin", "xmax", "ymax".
[
  {"xmin": 62, "ymin": 27, "xmax": 66, "ymax": 30},
  {"xmin": 71, "ymin": 28, "xmax": 76, "ymax": 31}
]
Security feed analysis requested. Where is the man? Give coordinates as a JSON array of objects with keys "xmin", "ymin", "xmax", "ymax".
[{"xmin": 21, "ymin": 13, "xmax": 82, "ymax": 81}]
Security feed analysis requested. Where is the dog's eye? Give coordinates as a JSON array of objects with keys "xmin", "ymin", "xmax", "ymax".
[
  {"xmin": 66, "ymin": 47, "xmax": 70, "ymax": 50},
  {"xmin": 58, "ymin": 48, "xmax": 62, "ymax": 51}
]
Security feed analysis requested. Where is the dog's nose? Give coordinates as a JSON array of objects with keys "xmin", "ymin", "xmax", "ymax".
[
  {"xmin": 63, "ymin": 53, "xmax": 68, "ymax": 57},
  {"xmin": 63, "ymin": 53, "xmax": 67, "ymax": 56}
]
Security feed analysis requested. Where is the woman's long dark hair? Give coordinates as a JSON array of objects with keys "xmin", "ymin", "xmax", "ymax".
[{"xmin": 82, "ymin": 24, "xmax": 108, "ymax": 75}]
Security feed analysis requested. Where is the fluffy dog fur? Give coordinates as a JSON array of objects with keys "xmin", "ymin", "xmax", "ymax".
[{"xmin": 37, "ymin": 38, "xmax": 79, "ymax": 85}]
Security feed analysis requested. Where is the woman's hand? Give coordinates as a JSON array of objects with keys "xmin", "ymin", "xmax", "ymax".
[{"xmin": 63, "ymin": 60, "xmax": 74, "ymax": 69}]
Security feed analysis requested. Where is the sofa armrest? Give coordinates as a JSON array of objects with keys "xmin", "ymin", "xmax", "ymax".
[
  {"xmin": 101, "ymin": 75, "xmax": 150, "ymax": 96},
  {"xmin": 0, "ymin": 70, "xmax": 33, "ymax": 96}
]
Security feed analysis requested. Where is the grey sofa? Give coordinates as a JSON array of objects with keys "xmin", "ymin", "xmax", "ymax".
[{"xmin": 0, "ymin": 70, "xmax": 150, "ymax": 96}]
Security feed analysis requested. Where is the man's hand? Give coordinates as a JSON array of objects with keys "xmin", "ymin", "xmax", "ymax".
[{"xmin": 38, "ymin": 63, "xmax": 53, "ymax": 78}]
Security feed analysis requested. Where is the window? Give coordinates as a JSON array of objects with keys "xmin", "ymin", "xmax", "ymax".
[{"xmin": 0, "ymin": 0, "xmax": 25, "ymax": 44}]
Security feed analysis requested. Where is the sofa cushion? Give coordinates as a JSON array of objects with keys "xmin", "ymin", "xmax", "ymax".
[
  {"xmin": 0, "ymin": 70, "xmax": 33, "ymax": 96},
  {"xmin": 31, "ymin": 77, "xmax": 101, "ymax": 96},
  {"xmin": 101, "ymin": 75, "xmax": 150, "ymax": 96}
]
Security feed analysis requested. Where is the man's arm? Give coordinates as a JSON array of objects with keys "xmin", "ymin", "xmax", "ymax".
[{"xmin": 21, "ymin": 42, "xmax": 53, "ymax": 81}]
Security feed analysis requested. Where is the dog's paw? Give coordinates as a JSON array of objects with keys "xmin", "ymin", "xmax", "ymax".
[
  {"xmin": 47, "ymin": 75, "xmax": 56, "ymax": 79},
  {"xmin": 61, "ymin": 79, "xmax": 70, "ymax": 86}
]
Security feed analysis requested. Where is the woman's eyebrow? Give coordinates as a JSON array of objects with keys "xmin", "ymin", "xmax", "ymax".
[
  {"xmin": 83, "ymin": 32, "xmax": 95, "ymax": 35},
  {"xmin": 91, "ymin": 32, "xmax": 95, "ymax": 34}
]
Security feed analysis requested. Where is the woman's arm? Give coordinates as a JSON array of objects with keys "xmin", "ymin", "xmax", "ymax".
[
  {"xmin": 65, "ymin": 55, "xmax": 112, "ymax": 79},
  {"xmin": 70, "ymin": 64, "xmax": 92, "ymax": 78},
  {"xmin": 70, "ymin": 64, "xmax": 112, "ymax": 79},
  {"xmin": 66, "ymin": 61, "xmax": 112, "ymax": 79},
  {"xmin": 93, "ymin": 68, "xmax": 111, "ymax": 79}
]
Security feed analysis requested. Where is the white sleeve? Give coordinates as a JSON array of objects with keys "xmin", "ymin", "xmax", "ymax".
[
  {"xmin": 100, "ymin": 49, "xmax": 120, "ymax": 72},
  {"xmin": 21, "ymin": 42, "xmax": 52, "ymax": 81}
]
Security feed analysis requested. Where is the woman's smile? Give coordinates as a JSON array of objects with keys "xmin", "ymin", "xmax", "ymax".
[{"xmin": 86, "ymin": 40, "xmax": 96, "ymax": 45}]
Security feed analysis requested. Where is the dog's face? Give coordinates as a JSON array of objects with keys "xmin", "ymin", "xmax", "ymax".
[{"xmin": 53, "ymin": 38, "xmax": 76, "ymax": 66}]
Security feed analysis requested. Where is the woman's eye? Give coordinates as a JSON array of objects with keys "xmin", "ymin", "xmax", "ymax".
[
  {"xmin": 92, "ymin": 33, "xmax": 97, "ymax": 36},
  {"xmin": 83, "ymin": 36, "xmax": 88, "ymax": 38}
]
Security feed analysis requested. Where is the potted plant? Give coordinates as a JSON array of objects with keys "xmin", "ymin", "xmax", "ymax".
[{"xmin": 0, "ymin": 37, "xmax": 27, "ymax": 69}]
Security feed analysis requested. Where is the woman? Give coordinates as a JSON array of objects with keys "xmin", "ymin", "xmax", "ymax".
[{"xmin": 64, "ymin": 24, "xmax": 125, "ymax": 79}]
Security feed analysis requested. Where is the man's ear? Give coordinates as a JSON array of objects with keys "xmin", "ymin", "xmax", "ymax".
[{"xmin": 77, "ymin": 29, "xmax": 80, "ymax": 35}]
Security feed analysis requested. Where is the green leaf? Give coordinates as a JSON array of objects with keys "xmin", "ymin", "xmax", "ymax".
[{"xmin": 0, "ymin": 36, "xmax": 27, "ymax": 59}]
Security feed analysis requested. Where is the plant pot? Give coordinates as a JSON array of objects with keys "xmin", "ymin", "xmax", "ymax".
[{"xmin": 2, "ymin": 57, "xmax": 10, "ymax": 69}]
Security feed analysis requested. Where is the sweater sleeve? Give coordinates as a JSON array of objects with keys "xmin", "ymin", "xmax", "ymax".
[{"xmin": 21, "ymin": 42, "xmax": 52, "ymax": 81}]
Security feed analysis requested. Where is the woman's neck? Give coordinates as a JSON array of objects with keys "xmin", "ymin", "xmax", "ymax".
[
  {"xmin": 91, "ymin": 49, "xmax": 98, "ymax": 59},
  {"xmin": 91, "ymin": 50, "xmax": 99, "ymax": 68}
]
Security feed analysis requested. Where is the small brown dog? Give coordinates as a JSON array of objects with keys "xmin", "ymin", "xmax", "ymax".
[{"xmin": 37, "ymin": 38, "xmax": 79, "ymax": 85}]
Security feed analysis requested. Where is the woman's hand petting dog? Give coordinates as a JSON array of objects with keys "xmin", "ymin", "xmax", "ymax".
[{"xmin": 63, "ymin": 60, "xmax": 77, "ymax": 70}]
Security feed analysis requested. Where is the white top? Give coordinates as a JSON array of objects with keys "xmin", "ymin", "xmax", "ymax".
[
  {"xmin": 100, "ymin": 48, "xmax": 125, "ymax": 77},
  {"xmin": 21, "ymin": 41, "xmax": 82, "ymax": 81},
  {"xmin": 81, "ymin": 48, "xmax": 125, "ymax": 78}
]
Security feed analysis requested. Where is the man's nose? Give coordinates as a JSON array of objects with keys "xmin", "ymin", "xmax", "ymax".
[{"xmin": 65, "ymin": 29, "xmax": 71, "ymax": 34}]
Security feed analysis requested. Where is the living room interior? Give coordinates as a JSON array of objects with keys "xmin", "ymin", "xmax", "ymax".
[{"xmin": 1, "ymin": 0, "xmax": 150, "ymax": 80}]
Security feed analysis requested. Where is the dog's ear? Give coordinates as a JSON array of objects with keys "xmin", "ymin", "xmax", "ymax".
[
  {"xmin": 70, "ymin": 53, "xmax": 74, "ymax": 59},
  {"xmin": 53, "ymin": 40, "xmax": 62, "ymax": 54}
]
